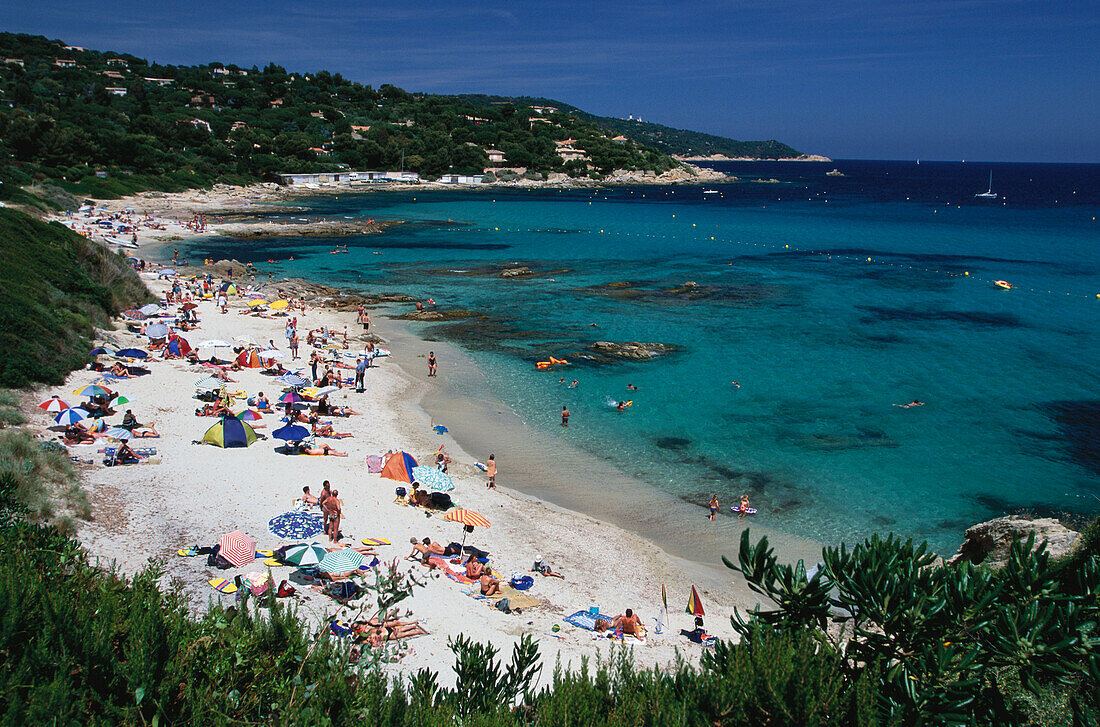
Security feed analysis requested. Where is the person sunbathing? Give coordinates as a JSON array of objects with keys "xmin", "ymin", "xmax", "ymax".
[
  {"xmin": 114, "ymin": 441, "xmax": 143, "ymax": 464},
  {"xmin": 195, "ymin": 403, "xmax": 227, "ymax": 417},
  {"xmin": 62, "ymin": 424, "xmax": 96, "ymax": 445},
  {"xmin": 479, "ymin": 572, "xmax": 501, "ymax": 597},
  {"xmin": 311, "ymin": 419, "xmax": 353, "ymax": 439},
  {"xmin": 407, "ymin": 538, "xmax": 440, "ymax": 569},
  {"xmin": 612, "ymin": 609, "xmax": 643, "ymax": 637},
  {"xmin": 130, "ymin": 422, "xmax": 160, "ymax": 438},
  {"xmin": 315, "ymin": 397, "xmax": 358, "ymax": 417},
  {"xmin": 255, "ymin": 393, "xmax": 273, "ymax": 412},
  {"xmin": 532, "ymin": 557, "xmax": 564, "ymax": 579},
  {"xmin": 110, "ymin": 362, "xmax": 135, "ymax": 378},
  {"xmin": 464, "ymin": 559, "xmax": 485, "ymax": 579},
  {"xmin": 120, "ymin": 410, "xmax": 141, "ymax": 430},
  {"xmin": 298, "ymin": 442, "xmax": 347, "ymax": 457},
  {"xmin": 300, "ymin": 486, "xmax": 319, "ymax": 506}
]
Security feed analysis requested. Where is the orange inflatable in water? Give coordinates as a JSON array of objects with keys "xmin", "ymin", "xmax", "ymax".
[{"xmin": 536, "ymin": 357, "xmax": 569, "ymax": 369}]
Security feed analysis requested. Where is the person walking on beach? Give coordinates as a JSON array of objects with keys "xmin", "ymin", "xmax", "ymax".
[
  {"xmin": 708, "ymin": 494, "xmax": 720, "ymax": 521},
  {"xmin": 486, "ymin": 454, "xmax": 497, "ymax": 489},
  {"xmin": 310, "ymin": 351, "xmax": 321, "ymax": 383},
  {"xmin": 355, "ymin": 356, "xmax": 367, "ymax": 391},
  {"xmin": 427, "ymin": 351, "xmax": 437, "ymax": 377},
  {"xmin": 289, "ymin": 331, "xmax": 299, "ymax": 360},
  {"xmin": 324, "ymin": 489, "xmax": 342, "ymax": 542},
  {"xmin": 561, "ymin": 406, "xmax": 570, "ymax": 427},
  {"xmin": 363, "ymin": 312, "xmax": 371, "ymax": 332}
]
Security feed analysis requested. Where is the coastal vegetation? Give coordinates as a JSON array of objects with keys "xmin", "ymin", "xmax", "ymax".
[
  {"xmin": 0, "ymin": 207, "xmax": 152, "ymax": 387},
  {"xmin": 0, "ymin": 32, "xmax": 705, "ymax": 199}
]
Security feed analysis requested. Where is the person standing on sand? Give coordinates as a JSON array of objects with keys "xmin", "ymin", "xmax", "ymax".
[
  {"xmin": 427, "ymin": 351, "xmax": 437, "ymax": 378},
  {"xmin": 310, "ymin": 351, "xmax": 321, "ymax": 383},
  {"xmin": 289, "ymin": 332, "xmax": 299, "ymax": 360},
  {"xmin": 486, "ymin": 454, "xmax": 497, "ymax": 489},
  {"xmin": 363, "ymin": 312, "xmax": 371, "ymax": 332},
  {"xmin": 708, "ymin": 494, "xmax": 719, "ymax": 521},
  {"xmin": 324, "ymin": 489, "xmax": 342, "ymax": 542},
  {"xmin": 561, "ymin": 406, "xmax": 570, "ymax": 427},
  {"xmin": 355, "ymin": 356, "xmax": 366, "ymax": 391}
]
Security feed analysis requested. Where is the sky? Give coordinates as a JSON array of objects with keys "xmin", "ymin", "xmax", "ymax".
[{"xmin": 4, "ymin": 0, "xmax": 1098, "ymax": 162}]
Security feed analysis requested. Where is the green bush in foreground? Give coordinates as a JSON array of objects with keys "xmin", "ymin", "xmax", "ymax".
[{"xmin": 0, "ymin": 207, "xmax": 152, "ymax": 387}]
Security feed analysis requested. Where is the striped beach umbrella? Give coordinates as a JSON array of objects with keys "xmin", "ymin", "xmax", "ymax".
[
  {"xmin": 110, "ymin": 394, "xmax": 133, "ymax": 407},
  {"xmin": 139, "ymin": 303, "xmax": 163, "ymax": 316},
  {"xmin": 281, "ymin": 542, "xmax": 328, "ymax": 566},
  {"xmin": 218, "ymin": 530, "xmax": 256, "ymax": 567},
  {"xmin": 144, "ymin": 323, "xmax": 169, "ymax": 339},
  {"xmin": 37, "ymin": 397, "xmax": 69, "ymax": 412},
  {"xmin": 317, "ymin": 549, "xmax": 364, "ymax": 574},
  {"xmin": 236, "ymin": 409, "xmax": 263, "ymax": 422},
  {"xmin": 194, "ymin": 376, "xmax": 225, "ymax": 390},
  {"xmin": 268, "ymin": 512, "xmax": 323, "ymax": 540},
  {"xmin": 276, "ymin": 374, "xmax": 309, "ymax": 388},
  {"xmin": 103, "ymin": 427, "xmax": 134, "ymax": 441},
  {"xmin": 278, "ymin": 391, "xmax": 306, "ymax": 404},
  {"xmin": 73, "ymin": 384, "xmax": 113, "ymax": 398},
  {"xmin": 686, "ymin": 585, "xmax": 705, "ymax": 617},
  {"xmin": 247, "ymin": 299, "xmax": 268, "ymax": 307},
  {"xmin": 54, "ymin": 408, "xmax": 88, "ymax": 425},
  {"xmin": 443, "ymin": 509, "xmax": 490, "ymax": 528},
  {"xmin": 411, "ymin": 466, "xmax": 455, "ymax": 493}
]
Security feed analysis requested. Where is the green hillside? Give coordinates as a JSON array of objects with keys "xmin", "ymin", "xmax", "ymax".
[
  {"xmin": 454, "ymin": 94, "xmax": 806, "ymax": 159},
  {"xmin": 0, "ymin": 32, "xmax": 681, "ymax": 197}
]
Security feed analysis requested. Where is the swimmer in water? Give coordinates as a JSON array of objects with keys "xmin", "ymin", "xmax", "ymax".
[
  {"xmin": 895, "ymin": 400, "xmax": 925, "ymax": 408},
  {"xmin": 616, "ymin": 401, "xmax": 626, "ymax": 412},
  {"xmin": 627, "ymin": 383, "xmax": 638, "ymax": 391},
  {"xmin": 559, "ymin": 377, "xmax": 565, "ymax": 384},
  {"xmin": 568, "ymin": 380, "xmax": 578, "ymax": 388},
  {"xmin": 731, "ymin": 381, "xmax": 740, "ymax": 388}
]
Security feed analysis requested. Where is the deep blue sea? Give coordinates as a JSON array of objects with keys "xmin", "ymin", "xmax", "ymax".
[{"xmin": 182, "ymin": 160, "xmax": 1100, "ymax": 552}]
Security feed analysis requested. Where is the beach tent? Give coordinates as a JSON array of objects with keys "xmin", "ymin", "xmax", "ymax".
[
  {"xmin": 235, "ymin": 349, "xmax": 262, "ymax": 368},
  {"xmin": 220, "ymin": 282, "xmax": 238, "ymax": 295},
  {"xmin": 201, "ymin": 417, "xmax": 258, "ymax": 448},
  {"xmin": 166, "ymin": 336, "xmax": 193, "ymax": 358},
  {"xmin": 380, "ymin": 451, "xmax": 418, "ymax": 483}
]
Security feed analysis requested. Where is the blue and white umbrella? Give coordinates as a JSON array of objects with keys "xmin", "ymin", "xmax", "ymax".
[
  {"xmin": 273, "ymin": 423, "xmax": 310, "ymax": 442},
  {"xmin": 158, "ymin": 269, "xmax": 177, "ymax": 277},
  {"xmin": 411, "ymin": 466, "xmax": 455, "ymax": 493},
  {"xmin": 268, "ymin": 511, "xmax": 324, "ymax": 540},
  {"xmin": 103, "ymin": 427, "xmax": 134, "ymax": 440},
  {"xmin": 55, "ymin": 408, "xmax": 88, "ymax": 425},
  {"xmin": 144, "ymin": 323, "xmax": 169, "ymax": 339},
  {"xmin": 89, "ymin": 347, "xmax": 115, "ymax": 356},
  {"xmin": 194, "ymin": 376, "xmax": 225, "ymax": 390},
  {"xmin": 317, "ymin": 549, "xmax": 365, "ymax": 574},
  {"xmin": 139, "ymin": 303, "xmax": 163, "ymax": 316},
  {"xmin": 275, "ymin": 373, "xmax": 310, "ymax": 387}
]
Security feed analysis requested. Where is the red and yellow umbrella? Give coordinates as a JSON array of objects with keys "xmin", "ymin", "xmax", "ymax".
[{"xmin": 443, "ymin": 509, "xmax": 491, "ymax": 528}]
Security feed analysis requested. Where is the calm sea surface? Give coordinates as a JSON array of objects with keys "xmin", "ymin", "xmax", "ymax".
[{"xmin": 182, "ymin": 160, "xmax": 1100, "ymax": 552}]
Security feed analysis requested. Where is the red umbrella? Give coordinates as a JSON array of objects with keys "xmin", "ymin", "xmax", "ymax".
[
  {"xmin": 37, "ymin": 397, "xmax": 70, "ymax": 412},
  {"xmin": 219, "ymin": 530, "xmax": 256, "ymax": 567}
]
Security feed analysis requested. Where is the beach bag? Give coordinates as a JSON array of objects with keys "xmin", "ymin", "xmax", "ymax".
[
  {"xmin": 206, "ymin": 544, "xmax": 221, "ymax": 567},
  {"xmin": 510, "ymin": 575, "xmax": 534, "ymax": 591},
  {"xmin": 495, "ymin": 598, "xmax": 511, "ymax": 613},
  {"xmin": 328, "ymin": 581, "xmax": 359, "ymax": 601},
  {"xmin": 429, "ymin": 492, "xmax": 452, "ymax": 509}
]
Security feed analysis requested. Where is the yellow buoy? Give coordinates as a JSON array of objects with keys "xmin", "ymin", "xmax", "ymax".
[
  {"xmin": 867, "ymin": 257, "xmax": 871, "ymax": 262},
  {"xmin": 964, "ymin": 271, "xmax": 969, "ymax": 276}
]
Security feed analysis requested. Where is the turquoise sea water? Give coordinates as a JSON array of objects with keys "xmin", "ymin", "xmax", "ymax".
[{"xmin": 183, "ymin": 160, "xmax": 1100, "ymax": 552}]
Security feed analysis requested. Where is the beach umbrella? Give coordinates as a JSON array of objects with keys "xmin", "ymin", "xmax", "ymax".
[
  {"xmin": 201, "ymin": 417, "xmax": 258, "ymax": 448},
  {"xmin": 110, "ymin": 394, "xmax": 132, "ymax": 406},
  {"xmin": 115, "ymin": 348, "xmax": 148, "ymax": 359},
  {"xmin": 196, "ymin": 339, "xmax": 233, "ymax": 349},
  {"xmin": 379, "ymin": 452, "xmax": 418, "ymax": 483},
  {"xmin": 158, "ymin": 268, "xmax": 176, "ymax": 277},
  {"xmin": 73, "ymin": 384, "xmax": 113, "ymax": 398},
  {"xmin": 268, "ymin": 513, "xmax": 324, "ymax": 540},
  {"xmin": 103, "ymin": 427, "xmax": 134, "ymax": 441},
  {"xmin": 220, "ymin": 282, "xmax": 238, "ymax": 295},
  {"xmin": 180, "ymin": 302, "xmax": 198, "ymax": 311},
  {"xmin": 411, "ymin": 466, "xmax": 455, "ymax": 493},
  {"xmin": 269, "ymin": 300, "xmax": 289, "ymax": 310},
  {"xmin": 247, "ymin": 299, "xmax": 268, "ymax": 307},
  {"xmin": 686, "ymin": 585, "xmax": 705, "ymax": 617},
  {"xmin": 236, "ymin": 409, "xmax": 263, "ymax": 421},
  {"xmin": 194, "ymin": 376, "xmax": 225, "ymax": 390},
  {"xmin": 121, "ymin": 309, "xmax": 146, "ymax": 320},
  {"xmin": 218, "ymin": 530, "xmax": 256, "ymax": 567},
  {"xmin": 89, "ymin": 347, "xmax": 114, "ymax": 356},
  {"xmin": 139, "ymin": 303, "xmax": 163, "ymax": 316},
  {"xmin": 37, "ymin": 397, "xmax": 69, "ymax": 412},
  {"xmin": 280, "ymin": 542, "xmax": 328, "ymax": 566},
  {"xmin": 278, "ymin": 391, "xmax": 306, "ymax": 404},
  {"xmin": 88, "ymin": 418, "xmax": 107, "ymax": 433},
  {"xmin": 272, "ymin": 423, "xmax": 309, "ymax": 442},
  {"xmin": 234, "ymin": 335, "xmax": 259, "ymax": 346},
  {"xmin": 144, "ymin": 323, "xmax": 169, "ymax": 339},
  {"xmin": 54, "ymin": 408, "xmax": 88, "ymax": 425},
  {"xmin": 275, "ymin": 374, "xmax": 309, "ymax": 388},
  {"xmin": 317, "ymin": 549, "xmax": 364, "ymax": 574},
  {"xmin": 312, "ymin": 385, "xmax": 339, "ymax": 397},
  {"xmin": 443, "ymin": 509, "xmax": 491, "ymax": 528},
  {"xmin": 258, "ymin": 349, "xmax": 286, "ymax": 360}
]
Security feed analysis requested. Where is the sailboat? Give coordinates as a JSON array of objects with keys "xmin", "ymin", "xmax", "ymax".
[{"xmin": 975, "ymin": 171, "xmax": 998, "ymax": 199}]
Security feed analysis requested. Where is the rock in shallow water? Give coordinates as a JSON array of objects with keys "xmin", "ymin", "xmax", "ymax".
[
  {"xmin": 946, "ymin": 515, "xmax": 1079, "ymax": 567},
  {"xmin": 587, "ymin": 341, "xmax": 677, "ymax": 360}
]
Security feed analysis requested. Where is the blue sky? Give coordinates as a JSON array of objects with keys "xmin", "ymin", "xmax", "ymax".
[{"xmin": 4, "ymin": 0, "xmax": 1098, "ymax": 161}]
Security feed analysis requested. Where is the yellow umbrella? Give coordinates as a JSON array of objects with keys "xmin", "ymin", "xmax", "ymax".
[
  {"xmin": 269, "ymin": 300, "xmax": 289, "ymax": 310},
  {"xmin": 247, "ymin": 299, "xmax": 268, "ymax": 307},
  {"xmin": 443, "ymin": 509, "xmax": 491, "ymax": 528}
]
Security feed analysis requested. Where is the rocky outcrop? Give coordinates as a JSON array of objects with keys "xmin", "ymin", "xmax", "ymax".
[
  {"xmin": 217, "ymin": 218, "xmax": 400, "ymax": 239},
  {"xmin": 587, "ymin": 341, "xmax": 677, "ymax": 360},
  {"xmin": 401, "ymin": 309, "xmax": 480, "ymax": 321},
  {"xmin": 499, "ymin": 267, "xmax": 533, "ymax": 278},
  {"xmin": 947, "ymin": 516, "xmax": 1080, "ymax": 567}
]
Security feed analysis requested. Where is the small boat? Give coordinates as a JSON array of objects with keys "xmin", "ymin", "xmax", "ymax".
[
  {"xmin": 702, "ymin": 189, "xmax": 719, "ymax": 195},
  {"xmin": 826, "ymin": 169, "xmax": 844, "ymax": 177},
  {"xmin": 975, "ymin": 171, "xmax": 998, "ymax": 199},
  {"xmin": 993, "ymin": 280, "xmax": 1013, "ymax": 290}
]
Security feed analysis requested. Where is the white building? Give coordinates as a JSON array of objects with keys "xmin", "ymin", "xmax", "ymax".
[{"xmin": 439, "ymin": 173, "xmax": 484, "ymax": 184}]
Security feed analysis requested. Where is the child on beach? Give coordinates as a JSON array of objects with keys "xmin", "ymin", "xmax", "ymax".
[
  {"xmin": 708, "ymin": 494, "xmax": 719, "ymax": 521},
  {"xmin": 485, "ymin": 454, "xmax": 496, "ymax": 489},
  {"xmin": 737, "ymin": 494, "xmax": 751, "ymax": 518}
]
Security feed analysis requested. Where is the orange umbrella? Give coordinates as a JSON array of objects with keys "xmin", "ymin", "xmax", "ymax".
[{"xmin": 443, "ymin": 509, "xmax": 490, "ymax": 528}]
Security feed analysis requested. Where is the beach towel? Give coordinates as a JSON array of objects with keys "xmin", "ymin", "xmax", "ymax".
[
  {"xmin": 564, "ymin": 610, "xmax": 614, "ymax": 631},
  {"xmin": 464, "ymin": 587, "xmax": 542, "ymax": 611},
  {"xmin": 100, "ymin": 446, "xmax": 157, "ymax": 456},
  {"xmin": 366, "ymin": 455, "xmax": 384, "ymax": 473},
  {"xmin": 429, "ymin": 556, "xmax": 478, "ymax": 584},
  {"xmin": 681, "ymin": 629, "xmax": 718, "ymax": 647}
]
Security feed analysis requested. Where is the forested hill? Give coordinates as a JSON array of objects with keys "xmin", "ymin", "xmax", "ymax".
[
  {"xmin": 0, "ymin": 33, "xmax": 683, "ymax": 199},
  {"xmin": 454, "ymin": 95, "xmax": 806, "ymax": 159}
]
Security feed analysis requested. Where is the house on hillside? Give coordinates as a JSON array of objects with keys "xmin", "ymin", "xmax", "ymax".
[
  {"xmin": 102, "ymin": 70, "xmax": 124, "ymax": 80},
  {"xmin": 189, "ymin": 95, "xmax": 215, "ymax": 109},
  {"xmin": 484, "ymin": 149, "xmax": 506, "ymax": 163},
  {"xmin": 557, "ymin": 146, "xmax": 588, "ymax": 162},
  {"xmin": 190, "ymin": 118, "xmax": 212, "ymax": 133},
  {"xmin": 612, "ymin": 135, "xmax": 629, "ymax": 144},
  {"xmin": 310, "ymin": 147, "xmax": 331, "ymax": 156},
  {"xmin": 554, "ymin": 139, "xmax": 577, "ymax": 148},
  {"xmin": 211, "ymin": 65, "xmax": 228, "ymax": 76},
  {"xmin": 105, "ymin": 87, "xmax": 127, "ymax": 96},
  {"xmin": 270, "ymin": 98, "xmax": 283, "ymax": 107},
  {"xmin": 3, "ymin": 58, "xmax": 23, "ymax": 67},
  {"xmin": 62, "ymin": 45, "xmax": 85, "ymax": 52},
  {"xmin": 310, "ymin": 111, "xmax": 325, "ymax": 118},
  {"xmin": 106, "ymin": 58, "xmax": 128, "ymax": 67},
  {"xmin": 54, "ymin": 59, "xmax": 77, "ymax": 68},
  {"xmin": 529, "ymin": 105, "xmax": 558, "ymax": 115},
  {"xmin": 464, "ymin": 115, "xmax": 488, "ymax": 124},
  {"xmin": 143, "ymin": 77, "xmax": 173, "ymax": 86}
]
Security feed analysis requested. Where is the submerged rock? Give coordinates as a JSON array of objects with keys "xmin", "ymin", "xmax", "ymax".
[
  {"xmin": 499, "ymin": 266, "xmax": 533, "ymax": 278},
  {"xmin": 587, "ymin": 341, "xmax": 677, "ymax": 360},
  {"xmin": 946, "ymin": 515, "xmax": 1079, "ymax": 567},
  {"xmin": 401, "ymin": 309, "xmax": 481, "ymax": 321}
]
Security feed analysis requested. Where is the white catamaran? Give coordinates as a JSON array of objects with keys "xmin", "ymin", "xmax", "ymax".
[{"xmin": 975, "ymin": 171, "xmax": 998, "ymax": 199}]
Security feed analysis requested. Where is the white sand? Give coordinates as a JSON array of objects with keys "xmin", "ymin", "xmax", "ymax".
[{"xmin": 30, "ymin": 273, "xmax": 766, "ymax": 686}]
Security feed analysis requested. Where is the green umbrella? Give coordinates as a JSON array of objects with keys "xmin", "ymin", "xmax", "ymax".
[
  {"xmin": 282, "ymin": 542, "xmax": 328, "ymax": 567},
  {"xmin": 317, "ymin": 549, "xmax": 365, "ymax": 574}
]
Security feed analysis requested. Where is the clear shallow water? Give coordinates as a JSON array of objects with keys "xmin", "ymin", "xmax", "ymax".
[{"xmin": 184, "ymin": 160, "xmax": 1100, "ymax": 552}]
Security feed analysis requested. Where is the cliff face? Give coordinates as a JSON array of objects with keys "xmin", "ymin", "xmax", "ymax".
[{"xmin": 947, "ymin": 515, "xmax": 1080, "ymax": 567}]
